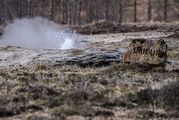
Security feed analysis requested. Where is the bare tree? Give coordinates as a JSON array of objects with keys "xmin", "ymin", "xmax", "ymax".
[
  {"xmin": 27, "ymin": 0, "xmax": 32, "ymax": 18},
  {"xmin": 148, "ymin": 0, "xmax": 152, "ymax": 21},
  {"xmin": 62, "ymin": 0, "xmax": 68, "ymax": 24},
  {"xmin": 105, "ymin": 0, "xmax": 111, "ymax": 21},
  {"xmin": 164, "ymin": 0, "xmax": 168, "ymax": 21},
  {"xmin": 77, "ymin": 0, "xmax": 82, "ymax": 25},
  {"xmin": 118, "ymin": 0, "xmax": 123, "ymax": 23},
  {"xmin": 1, "ymin": 0, "xmax": 178, "ymax": 25},
  {"xmin": 67, "ymin": 0, "xmax": 71, "ymax": 24},
  {"xmin": 86, "ymin": 0, "xmax": 93, "ymax": 23},
  {"xmin": 67, "ymin": 0, "xmax": 72, "ymax": 24},
  {"xmin": 134, "ymin": 0, "xmax": 137, "ymax": 22},
  {"xmin": 0, "ymin": 0, "xmax": 6, "ymax": 24},
  {"xmin": 50, "ymin": 0, "xmax": 55, "ymax": 20},
  {"xmin": 15, "ymin": 0, "xmax": 22, "ymax": 18},
  {"xmin": 123, "ymin": 0, "xmax": 127, "ymax": 22}
]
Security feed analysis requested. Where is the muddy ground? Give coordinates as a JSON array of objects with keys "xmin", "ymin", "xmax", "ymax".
[{"xmin": 0, "ymin": 28, "xmax": 179, "ymax": 119}]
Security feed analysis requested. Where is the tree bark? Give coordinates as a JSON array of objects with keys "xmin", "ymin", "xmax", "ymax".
[
  {"xmin": 62, "ymin": 0, "xmax": 68, "ymax": 24},
  {"xmin": 27, "ymin": 0, "xmax": 32, "ymax": 18},
  {"xmin": 0, "ymin": 0, "xmax": 6, "ymax": 24},
  {"xmin": 77, "ymin": 0, "xmax": 82, "ymax": 25},
  {"xmin": 164, "ymin": 0, "xmax": 168, "ymax": 21},
  {"xmin": 86, "ymin": 0, "xmax": 93, "ymax": 23},
  {"xmin": 67, "ymin": 1, "xmax": 72, "ymax": 24},
  {"xmin": 148, "ymin": 0, "xmax": 152, "ymax": 21},
  {"xmin": 134, "ymin": 0, "xmax": 137, "ymax": 22},
  {"xmin": 50, "ymin": 0, "xmax": 55, "ymax": 20},
  {"xmin": 53, "ymin": 51, "xmax": 123, "ymax": 67},
  {"xmin": 118, "ymin": 0, "xmax": 123, "ymax": 24},
  {"xmin": 105, "ymin": 0, "xmax": 110, "ymax": 21}
]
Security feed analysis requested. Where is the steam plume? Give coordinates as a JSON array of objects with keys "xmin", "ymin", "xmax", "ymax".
[{"xmin": 0, "ymin": 17, "xmax": 77, "ymax": 49}]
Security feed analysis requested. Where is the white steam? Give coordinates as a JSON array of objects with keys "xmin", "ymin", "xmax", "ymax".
[{"xmin": 0, "ymin": 17, "xmax": 78, "ymax": 49}]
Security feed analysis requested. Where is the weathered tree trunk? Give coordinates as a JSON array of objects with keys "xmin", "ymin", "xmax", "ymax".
[
  {"xmin": 105, "ymin": 0, "xmax": 110, "ymax": 21},
  {"xmin": 0, "ymin": 0, "xmax": 6, "ymax": 24},
  {"xmin": 60, "ymin": 0, "xmax": 63, "ymax": 23},
  {"xmin": 62, "ymin": 0, "xmax": 68, "ymax": 24},
  {"xmin": 134, "ymin": 0, "xmax": 137, "ymax": 22},
  {"xmin": 164, "ymin": 0, "xmax": 168, "ymax": 21},
  {"xmin": 94, "ymin": 0, "xmax": 99, "ymax": 21},
  {"xmin": 148, "ymin": 0, "xmax": 152, "ymax": 21},
  {"xmin": 77, "ymin": 0, "xmax": 82, "ymax": 25},
  {"xmin": 118, "ymin": 0, "xmax": 123, "ymax": 24},
  {"xmin": 71, "ymin": 0, "xmax": 76, "ymax": 25},
  {"xmin": 123, "ymin": 1, "xmax": 127, "ymax": 22},
  {"xmin": 16, "ymin": 0, "xmax": 22, "ymax": 18},
  {"xmin": 73, "ymin": 0, "xmax": 77, "ymax": 25},
  {"xmin": 90, "ymin": 0, "xmax": 96, "ymax": 22},
  {"xmin": 50, "ymin": 0, "xmax": 55, "ymax": 20},
  {"xmin": 27, "ymin": 0, "xmax": 32, "ymax": 18},
  {"xmin": 67, "ymin": 0, "xmax": 71, "ymax": 24},
  {"xmin": 53, "ymin": 51, "xmax": 123, "ymax": 67},
  {"xmin": 86, "ymin": 0, "xmax": 93, "ymax": 23}
]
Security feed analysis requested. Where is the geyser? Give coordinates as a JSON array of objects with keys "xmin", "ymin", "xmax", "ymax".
[{"xmin": 0, "ymin": 17, "xmax": 78, "ymax": 49}]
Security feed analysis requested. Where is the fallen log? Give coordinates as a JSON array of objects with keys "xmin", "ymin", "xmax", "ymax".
[
  {"xmin": 0, "ymin": 46, "xmax": 124, "ymax": 69},
  {"xmin": 52, "ymin": 51, "xmax": 123, "ymax": 67}
]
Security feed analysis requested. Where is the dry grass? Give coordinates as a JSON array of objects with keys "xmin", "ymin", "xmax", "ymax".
[{"xmin": 0, "ymin": 62, "xmax": 179, "ymax": 119}]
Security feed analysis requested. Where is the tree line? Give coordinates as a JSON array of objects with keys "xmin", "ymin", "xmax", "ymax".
[{"xmin": 0, "ymin": 0, "xmax": 178, "ymax": 25}]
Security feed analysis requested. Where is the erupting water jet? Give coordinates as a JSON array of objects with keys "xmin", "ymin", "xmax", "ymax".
[{"xmin": 0, "ymin": 17, "xmax": 79, "ymax": 49}]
